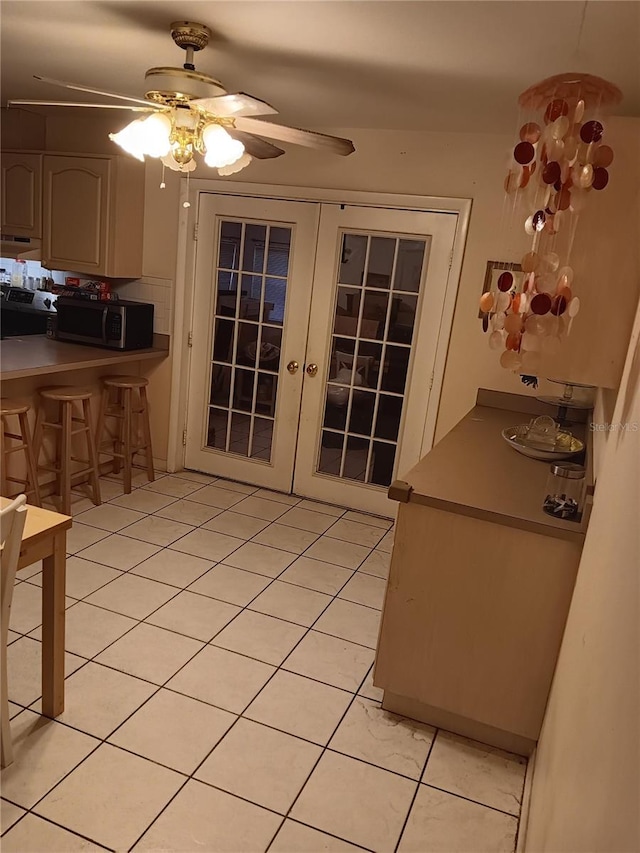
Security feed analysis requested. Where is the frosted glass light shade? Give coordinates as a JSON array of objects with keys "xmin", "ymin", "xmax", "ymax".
[
  {"xmin": 110, "ymin": 113, "xmax": 172, "ymax": 160},
  {"xmin": 202, "ymin": 124, "xmax": 245, "ymax": 167},
  {"xmin": 109, "ymin": 118, "xmax": 148, "ymax": 161},
  {"xmin": 140, "ymin": 113, "xmax": 172, "ymax": 157},
  {"xmin": 218, "ymin": 153, "xmax": 252, "ymax": 176}
]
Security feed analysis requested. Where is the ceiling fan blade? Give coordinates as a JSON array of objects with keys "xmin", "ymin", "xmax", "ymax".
[
  {"xmin": 33, "ymin": 75, "xmax": 161, "ymax": 108},
  {"xmin": 233, "ymin": 117, "xmax": 355, "ymax": 156},
  {"xmin": 228, "ymin": 130, "xmax": 284, "ymax": 160},
  {"xmin": 8, "ymin": 99, "xmax": 156, "ymax": 112},
  {"xmin": 191, "ymin": 92, "xmax": 278, "ymax": 118}
]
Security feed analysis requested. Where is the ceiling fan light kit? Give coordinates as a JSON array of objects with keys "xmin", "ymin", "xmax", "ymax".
[{"xmin": 10, "ymin": 20, "xmax": 355, "ymax": 189}]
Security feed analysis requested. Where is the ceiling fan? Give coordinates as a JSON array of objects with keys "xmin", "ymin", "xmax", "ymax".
[{"xmin": 8, "ymin": 21, "xmax": 355, "ymax": 176}]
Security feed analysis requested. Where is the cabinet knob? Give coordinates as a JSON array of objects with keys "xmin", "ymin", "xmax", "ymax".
[
  {"xmin": 306, "ymin": 363, "xmax": 318, "ymax": 377},
  {"xmin": 286, "ymin": 360, "xmax": 299, "ymax": 374}
]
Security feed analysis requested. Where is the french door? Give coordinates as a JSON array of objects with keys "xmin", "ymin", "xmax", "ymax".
[
  {"xmin": 185, "ymin": 194, "xmax": 318, "ymax": 491},
  {"xmin": 185, "ymin": 193, "xmax": 457, "ymax": 515}
]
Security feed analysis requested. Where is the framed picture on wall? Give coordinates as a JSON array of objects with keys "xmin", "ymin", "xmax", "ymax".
[{"xmin": 478, "ymin": 260, "xmax": 524, "ymax": 319}]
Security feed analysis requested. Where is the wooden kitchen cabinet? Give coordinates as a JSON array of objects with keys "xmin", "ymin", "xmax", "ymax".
[
  {"xmin": 42, "ymin": 154, "xmax": 144, "ymax": 277},
  {"xmin": 1, "ymin": 152, "xmax": 43, "ymax": 238},
  {"xmin": 374, "ymin": 391, "xmax": 589, "ymax": 756}
]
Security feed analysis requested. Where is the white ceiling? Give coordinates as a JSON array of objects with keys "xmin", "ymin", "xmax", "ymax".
[{"xmin": 2, "ymin": 0, "xmax": 639, "ymax": 133}]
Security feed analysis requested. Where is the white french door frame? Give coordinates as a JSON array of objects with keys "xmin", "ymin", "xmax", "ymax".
[{"xmin": 167, "ymin": 179, "xmax": 471, "ymax": 482}]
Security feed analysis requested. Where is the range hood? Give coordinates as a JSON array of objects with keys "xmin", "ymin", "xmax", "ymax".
[{"xmin": 0, "ymin": 235, "xmax": 41, "ymax": 260}]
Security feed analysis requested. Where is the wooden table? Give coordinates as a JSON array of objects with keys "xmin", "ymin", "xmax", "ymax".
[{"xmin": 2, "ymin": 498, "xmax": 71, "ymax": 717}]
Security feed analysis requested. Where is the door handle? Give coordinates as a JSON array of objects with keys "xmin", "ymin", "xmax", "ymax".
[
  {"xmin": 286, "ymin": 360, "xmax": 299, "ymax": 374},
  {"xmin": 306, "ymin": 363, "xmax": 318, "ymax": 377}
]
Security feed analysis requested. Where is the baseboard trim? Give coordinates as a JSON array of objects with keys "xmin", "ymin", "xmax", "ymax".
[{"xmin": 516, "ymin": 746, "xmax": 536, "ymax": 852}]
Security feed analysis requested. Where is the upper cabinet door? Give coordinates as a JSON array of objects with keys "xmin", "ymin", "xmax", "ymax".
[
  {"xmin": 1, "ymin": 153, "xmax": 43, "ymax": 238},
  {"xmin": 43, "ymin": 155, "xmax": 111, "ymax": 274}
]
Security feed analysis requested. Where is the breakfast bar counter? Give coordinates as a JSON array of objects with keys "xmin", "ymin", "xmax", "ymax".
[{"xmin": 0, "ymin": 335, "xmax": 169, "ymax": 381}]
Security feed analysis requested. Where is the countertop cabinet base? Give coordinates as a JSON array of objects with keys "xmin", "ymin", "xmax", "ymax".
[{"xmin": 374, "ymin": 502, "xmax": 582, "ymax": 755}]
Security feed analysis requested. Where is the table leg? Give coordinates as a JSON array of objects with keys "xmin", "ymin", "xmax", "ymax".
[{"xmin": 41, "ymin": 531, "xmax": 66, "ymax": 717}]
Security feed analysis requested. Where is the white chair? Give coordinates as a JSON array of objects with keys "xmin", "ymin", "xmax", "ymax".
[{"xmin": 1, "ymin": 494, "xmax": 27, "ymax": 768}]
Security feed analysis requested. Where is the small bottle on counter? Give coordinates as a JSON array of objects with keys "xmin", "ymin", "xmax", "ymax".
[
  {"xmin": 11, "ymin": 259, "xmax": 26, "ymax": 287},
  {"xmin": 543, "ymin": 463, "xmax": 586, "ymax": 521}
]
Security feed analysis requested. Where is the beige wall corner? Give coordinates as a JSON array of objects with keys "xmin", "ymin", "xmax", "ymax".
[
  {"xmin": 523, "ymin": 294, "xmax": 640, "ymax": 851},
  {"xmin": 1, "ymin": 107, "xmax": 46, "ymax": 149}
]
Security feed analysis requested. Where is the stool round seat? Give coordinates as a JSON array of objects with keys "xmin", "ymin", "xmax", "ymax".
[
  {"xmin": 39, "ymin": 386, "xmax": 94, "ymax": 402},
  {"xmin": 0, "ymin": 398, "xmax": 30, "ymax": 417},
  {"xmin": 102, "ymin": 375, "xmax": 149, "ymax": 389}
]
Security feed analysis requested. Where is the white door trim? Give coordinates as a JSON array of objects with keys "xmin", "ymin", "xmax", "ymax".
[{"xmin": 167, "ymin": 179, "xmax": 471, "ymax": 475}]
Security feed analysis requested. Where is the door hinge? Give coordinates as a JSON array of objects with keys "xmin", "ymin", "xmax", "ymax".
[
  {"xmin": 448, "ymin": 250, "xmax": 453, "ymax": 270},
  {"xmin": 182, "ymin": 429, "xmax": 187, "ymax": 446},
  {"xmin": 429, "ymin": 371, "xmax": 434, "ymax": 390},
  {"xmin": 187, "ymin": 331, "xmax": 193, "ymax": 348},
  {"xmin": 193, "ymin": 223, "xmax": 199, "ymax": 241}
]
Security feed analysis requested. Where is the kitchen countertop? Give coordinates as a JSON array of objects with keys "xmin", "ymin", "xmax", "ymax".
[
  {"xmin": 389, "ymin": 391, "xmax": 592, "ymax": 543},
  {"xmin": 0, "ymin": 335, "xmax": 169, "ymax": 381}
]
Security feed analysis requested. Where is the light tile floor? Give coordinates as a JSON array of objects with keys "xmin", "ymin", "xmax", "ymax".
[{"xmin": 2, "ymin": 471, "xmax": 527, "ymax": 852}]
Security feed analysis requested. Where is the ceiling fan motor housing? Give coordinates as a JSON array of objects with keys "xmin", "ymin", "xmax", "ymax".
[{"xmin": 144, "ymin": 67, "xmax": 226, "ymax": 104}]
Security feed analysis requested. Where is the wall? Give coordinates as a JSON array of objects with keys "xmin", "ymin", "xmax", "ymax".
[
  {"xmin": 524, "ymin": 295, "xmax": 640, "ymax": 852},
  {"xmin": 6, "ymin": 109, "xmax": 639, "ymax": 461}
]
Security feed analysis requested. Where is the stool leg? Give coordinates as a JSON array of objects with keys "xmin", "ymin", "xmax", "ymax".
[
  {"xmin": 33, "ymin": 403, "xmax": 46, "ymax": 500},
  {"xmin": 60, "ymin": 401, "xmax": 72, "ymax": 516},
  {"xmin": 19, "ymin": 411, "xmax": 41, "ymax": 506},
  {"xmin": 0, "ymin": 417, "xmax": 8, "ymax": 497},
  {"xmin": 123, "ymin": 387, "xmax": 133, "ymax": 494},
  {"xmin": 83, "ymin": 398, "xmax": 102, "ymax": 507},
  {"xmin": 95, "ymin": 388, "xmax": 107, "ymax": 467},
  {"xmin": 1, "ymin": 623, "xmax": 13, "ymax": 767},
  {"xmin": 113, "ymin": 388, "xmax": 123, "ymax": 475},
  {"xmin": 140, "ymin": 386, "xmax": 155, "ymax": 483}
]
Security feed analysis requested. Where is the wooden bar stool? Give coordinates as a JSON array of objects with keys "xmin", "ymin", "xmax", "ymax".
[
  {"xmin": 96, "ymin": 375, "xmax": 154, "ymax": 494},
  {"xmin": 34, "ymin": 387, "xmax": 101, "ymax": 515},
  {"xmin": 0, "ymin": 399, "xmax": 41, "ymax": 505}
]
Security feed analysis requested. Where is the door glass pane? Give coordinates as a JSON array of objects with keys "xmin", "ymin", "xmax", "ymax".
[
  {"xmin": 266, "ymin": 228, "xmax": 291, "ymax": 276},
  {"xmin": 207, "ymin": 408, "xmax": 228, "ymax": 450},
  {"xmin": 315, "ymin": 231, "xmax": 428, "ymax": 488},
  {"xmin": 264, "ymin": 278, "xmax": 286, "ymax": 325},
  {"xmin": 219, "ymin": 221, "xmax": 241, "ymax": 269},
  {"xmin": 210, "ymin": 364, "xmax": 231, "ymax": 407},
  {"xmin": 394, "ymin": 239, "xmax": 426, "ymax": 292},
  {"xmin": 388, "ymin": 294, "xmax": 418, "ymax": 344},
  {"xmin": 333, "ymin": 287, "xmax": 361, "ymax": 338},
  {"xmin": 251, "ymin": 419, "xmax": 273, "ymax": 460},
  {"xmin": 216, "ymin": 271, "xmax": 239, "ymax": 316},
  {"xmin": 229, "ymin": 412, "xmax": 251, "ymax": 455},
  {"xmin": 366, "ymin": 237, "xmax": 395, "ymax": 288},
  {"xmin": 242, "ymin": 224, "xmax": 268, "ymax": 272},
  {"xmin": 361, "ymin": 291, "xmax": 388, "ymax": 340},
  {"xmin": 339, "ymin": 233, "xmax": 367, "ymax": 285},
  {"xmin": 207, "ymin": 218, "xmax": 292, "ymax": 462},
  {"xmin": 213, "ymin": 319, "xmax": 235, "ymax": 362}
]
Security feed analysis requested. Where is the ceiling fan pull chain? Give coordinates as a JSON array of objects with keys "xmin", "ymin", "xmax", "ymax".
[
  {"xmin": 160, "ymin": 163, "xmax": 166, "ymax": 190},
  {"xmin": 183, "ymin": 171, "xmax": 191, "ymax": 208}
]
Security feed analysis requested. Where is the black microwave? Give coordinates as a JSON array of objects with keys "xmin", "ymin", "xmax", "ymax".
[{"xmin": 54, "ymin": 298, "xmax": 154, "ymax": 350}]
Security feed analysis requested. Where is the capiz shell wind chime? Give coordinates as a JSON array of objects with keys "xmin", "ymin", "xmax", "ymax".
[{"xmin": 481, "ymin": 72, "xmax": 622, "ymax": 372}]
